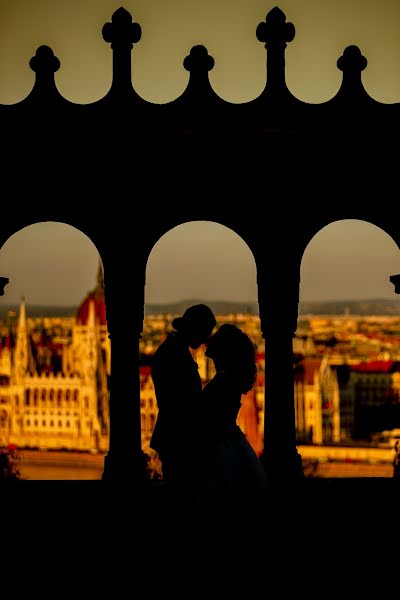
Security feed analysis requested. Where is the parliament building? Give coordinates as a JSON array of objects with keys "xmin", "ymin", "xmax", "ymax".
[{"xmin": 0, "ymin": 267, "xmax": 110, "ymax": 451}]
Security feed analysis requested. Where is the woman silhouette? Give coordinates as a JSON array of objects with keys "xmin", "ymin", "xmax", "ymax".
[{"xmin": 197, "ymin": 323, "xmax": 268, "ymax": 520}]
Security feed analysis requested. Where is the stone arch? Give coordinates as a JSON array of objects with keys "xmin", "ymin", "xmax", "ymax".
[
  {"xmin": 300, "ymin": 218, "xmax": 400, "ymax": 303},
  {"xmin": 0, "ymin": 221, "xmax": 109, "ymax": 478},
  {"xmin": 144, "ymin": 220, "xmax": 258, "ymax": 305},
  {"xmin": 0, "ymin": 221, "xmax": 105, "ymax": 305},
  {"xmin": 296, "ymin": 218, "xmax": 400, "ymax": 477},
  {"xmin": 142, "ymin": 219, "xmax": 263, "ymax": 468}
]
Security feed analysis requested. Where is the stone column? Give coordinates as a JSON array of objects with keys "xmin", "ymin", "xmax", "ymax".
[
  {"xmin": 102, "ymin": 266, "xmax": 148, "ymax": 483},
  {"xmin": 258, "ymin": 261, "xmax": 304, "ymax": 484}
]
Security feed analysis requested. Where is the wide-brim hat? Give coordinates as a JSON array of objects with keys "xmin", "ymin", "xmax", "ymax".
[{"xmin": 173, "ymin": 304, "xmax": 216, "ymax": 333}]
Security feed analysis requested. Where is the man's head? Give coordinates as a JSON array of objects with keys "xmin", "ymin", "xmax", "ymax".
[{"xmin": 172, "ymin": 304, "xmax": 216, "ymax": 349}]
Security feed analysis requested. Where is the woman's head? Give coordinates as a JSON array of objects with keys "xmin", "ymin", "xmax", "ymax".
[
  {"xmin": 205, "ymin": 324, "xmax": 257, "ymax": 393},
  {"xmin": 172, "ymin": 304, "xmax": 216, "ymax": 349}
]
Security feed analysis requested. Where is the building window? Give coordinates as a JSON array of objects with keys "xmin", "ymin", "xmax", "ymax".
[
  {"xmin": 50, "ymin": 420, "xmax": 54, "ymax": 427},
  {"xmin": 25, "ymin": 390, "xmax": 30, "ymax": 406},
  {"xmin": 149, "ymin": 414, "xmax": 155, "ymax": 430},
  {"xmin": 41, "ymin": 389, "xmax": 46, "ymax": 401}
]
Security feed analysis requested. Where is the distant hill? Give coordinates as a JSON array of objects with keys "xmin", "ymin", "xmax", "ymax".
[
  {"xmin": 299, "ymin": 299, "xmax": 400, "ymax": 316},
  {"xmin": 144, "ymin": 300, "xmax": 259, "ymax": 316},
  {"xmin": 0, "ymin": 304, "xmax": 77, "ymax": 320},
  {"xmin": 1, "ymin": 298, "xmax": 400, "ymax": 321},
  {"xmin": 146, "ymin": 298, "xmax": 400, "ymax": 317}
]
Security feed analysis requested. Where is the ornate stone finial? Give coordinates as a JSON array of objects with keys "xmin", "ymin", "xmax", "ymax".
[
  {"xmin": 0, "ymin": 277, "xmax": 9, "ymax": 296},
  {"xmin": 102, "ymin": 8, "xmax": 141, "ymax": 96},
  {"xmin": 336, "ymin": 46, "xmax": 368, "ymax": 100},
  {"xmin": 337, "ymin": 45, "xmax": 367, "ymax": 74},
  {"xmin": 102, "ymin": 7, "xmax": 142, "ymax": 49},
  {"xmin": 390, "ymin": 274, "xmax": 400, "ymax": 294},
  {"xmin": 29, "ymin": 46, "xmax": 60, "ymax": 75},
  {"xmin": 28, "ymin": 46, "xmax": 60, "ymax": 99},
  {"xmin": 256, "ymin": 7, "xmax": 295, "ymax": 49},
  {"xmin": 182, "ymin": 46, "xmax": 215, "ymax": 101},
  {"xmin": 256, "ymin": 7, "xmax": 295, "ymax": 97},
  {"xmin": 184, "ymin": 45, "xmax": 215, "ymax": 73}
]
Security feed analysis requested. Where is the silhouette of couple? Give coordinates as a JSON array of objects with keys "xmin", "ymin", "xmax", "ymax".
[{"xmin": 150, "ymin": 304, "xmax": 268, "ymax": 520}]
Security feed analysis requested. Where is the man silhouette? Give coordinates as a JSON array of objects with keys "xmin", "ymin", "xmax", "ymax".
[{"xmin": 150, "ymin": 304, "xmax": 216, "ymax": 499}]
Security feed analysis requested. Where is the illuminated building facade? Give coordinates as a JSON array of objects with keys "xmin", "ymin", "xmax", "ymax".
[
  {"xmin": 294, "ymin": 356, "xmax": 340, "ymax": 444},
  {"xmin": 348, "ymin": 361, "xmax": 400, "ymax": 439},
  {"xmin": 0, "ymin": 269, "xmax": 110, "ymax": 451}
]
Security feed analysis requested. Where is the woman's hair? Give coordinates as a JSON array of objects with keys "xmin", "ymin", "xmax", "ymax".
[{"xmin": 206, "ymin": 324, "xmax": 257, "ymax": 394}]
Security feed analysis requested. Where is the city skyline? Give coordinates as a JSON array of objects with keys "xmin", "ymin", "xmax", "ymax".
[{"xmin": 0, "ymin": 1, "xmax": 399, "ymax": 305}]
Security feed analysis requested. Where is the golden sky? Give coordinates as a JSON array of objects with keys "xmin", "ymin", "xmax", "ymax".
[{"xmin": 0, "ymin": 0, "xmax": 399, "ymax": 104}]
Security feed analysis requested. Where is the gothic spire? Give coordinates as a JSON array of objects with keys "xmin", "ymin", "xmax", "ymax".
[{"xmin": 97, "ymin": 260, "xmax": 104, "ymax": 292}]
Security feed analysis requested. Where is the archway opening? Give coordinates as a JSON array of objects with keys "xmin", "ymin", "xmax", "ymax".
[
  {"xmin": 0, "ymin": 222, "xmax": 109, "ymax": 480},
  {"xmin": 295, "ymin": 219, "xmax": 400, "ymax": 477},
  {"xmin": 142, "ymin": 220, "xmax": 263, "ymax": 479}
]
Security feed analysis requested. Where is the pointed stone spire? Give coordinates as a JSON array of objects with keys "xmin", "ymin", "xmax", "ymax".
[
  {"xmin": 97, "ymin": 260, "xmax": 104, "ymax": 292},
  {"xmin": 18, "ymin": 297, "xmax": 26, "ymax": 331},
  {"xmin": 87, "ymin": 299, "xmax": 96, "ymax": 329},
  {"xmin": 14, "ymin": 298, "xmax": 28, "ymax": 379},
  {"xmin": 84, "ymin": 299, "xmax": 97, "ymax": 382}
]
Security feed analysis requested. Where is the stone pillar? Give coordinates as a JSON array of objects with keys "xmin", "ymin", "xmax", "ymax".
[
  {"xmin": 102, "ymin": 267, "xmax": 148, "ymax": 483},
  {"xmin": 258, "ymin": 261, "xmax": 304, "ymax": 484}
]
